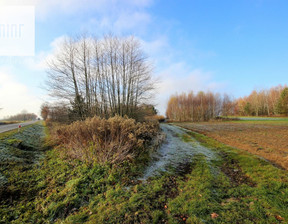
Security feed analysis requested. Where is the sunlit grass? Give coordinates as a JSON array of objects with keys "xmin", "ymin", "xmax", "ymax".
[{"xmin": 1, "ymin": 122, "xmax": 288, "ymax": 223}]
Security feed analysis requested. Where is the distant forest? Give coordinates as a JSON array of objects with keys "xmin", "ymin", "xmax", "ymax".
[
  {"xmin": 166, "ymin": 85, "xmax": 288, "ymax": 121},
  {"xmin": 3, "ymin": 112, "xmax": 37, "ymax": 121}
]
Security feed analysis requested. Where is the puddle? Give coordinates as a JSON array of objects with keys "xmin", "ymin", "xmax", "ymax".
[{"xmin": 140, "ymin": 124, "xmax": 218, "ymax": 180}]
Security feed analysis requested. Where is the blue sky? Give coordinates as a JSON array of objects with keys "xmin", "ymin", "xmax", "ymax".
[{"xmin": 0, "ymin": 0, "xmax": 288, "ymax": 118}]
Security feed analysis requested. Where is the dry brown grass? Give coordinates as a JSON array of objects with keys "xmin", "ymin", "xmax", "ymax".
[
  {"xmin": 177, "ymin": 121, "xmax": 288, "ymax": 170},
  {"xmin": 145, "ymin": 115, "xmax": 166, "ymax": 122},
  {"xmin": 53, "ymin": 115, "xmax": 159, "ymax": 164}
]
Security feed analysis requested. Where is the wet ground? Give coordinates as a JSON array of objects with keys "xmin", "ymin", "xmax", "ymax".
[{"xmin": 140, "ymin": 124, "xmax": 218, "ymax": 180}]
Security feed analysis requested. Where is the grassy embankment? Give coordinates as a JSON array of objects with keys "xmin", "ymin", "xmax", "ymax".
[
  {"xmin": 0, "ymin": 123, "xmax": 48, "ymax": 222},
  {"xmin": 1, "ymin": 119, "xmax": 288, "ymax": 223}
]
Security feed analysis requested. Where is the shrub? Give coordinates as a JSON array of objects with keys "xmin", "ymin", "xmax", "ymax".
[
  {"xmin": 145, "ymin": 115, "xmax": 166, "ymax": 122},
  {"xmin": 54, "ymin": 116, "xmax": 159, "ymax": 164}
]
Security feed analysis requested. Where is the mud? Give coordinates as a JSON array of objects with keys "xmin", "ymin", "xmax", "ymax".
[{"xmin": 220, "ymin": 152, "xmax": 256, "ymax": 187}]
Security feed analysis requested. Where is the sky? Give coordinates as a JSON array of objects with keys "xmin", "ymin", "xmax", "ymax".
[{"xmin": 0, "ymin": 0, "xmax": 288, "ymax": 118}]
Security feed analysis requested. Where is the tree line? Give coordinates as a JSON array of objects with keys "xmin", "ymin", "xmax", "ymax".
[
  {"xmin": 3, "ymin": 111, "xmax": 37, "ymax": 121},
  {"xmin": 166, "ymin": 85, "xmax": 288, "ymax": 121},
  {"xmin": 46, "ymin": 34, "xmax": 155, "ymax": 122},
  {"xmin": 234, "ymin": 85, "xmax": 288, "ymax": 116},
  {"xmin": 166, "ymin": 91, "xmax": 234, "ymax": 121},
  {"xmin": 41, "ymin": 101, "xmax": 158, "ymax": 123}
]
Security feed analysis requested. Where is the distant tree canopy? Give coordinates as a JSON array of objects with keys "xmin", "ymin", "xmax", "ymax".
[
  {"xmin": 5, "ymin": 112, "xmax": 37, "ymax": 121},
  {"xmin": 166, "ymin": 91, "xmax": 234, "ymax": 122},
  {"xmin": 40, "ymin": 103, "xmax": 49, "ymax": 121},
  {"xmin": 41, "ymin": 102, "xmax": 70, "ymax": 123},
  {"xmin": 166, "ymin": 84, "xmax": 288, "ymax": 122},
  {"xmin": 276, "ymin": 87, "xmax": 288, "ymax": 115},
  {"xmin": 46, "ymin": 33, "xmax": 156, "ymax": 122},
  {"xmin": 234, "ymin": 85, "xmax": 287, "ymax": 116}
]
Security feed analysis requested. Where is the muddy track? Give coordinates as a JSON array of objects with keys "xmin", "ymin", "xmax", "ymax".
[
  {"xmin": 220, "ymin": 152, "xmax": 256, "ymax": 187},
  {"xmin": 140, "ymin": 124, "xmax": 218, "ymax": 180},
  {"xmin": 140, "ymin": 124, "xmax": 259, "ymax": 190}
]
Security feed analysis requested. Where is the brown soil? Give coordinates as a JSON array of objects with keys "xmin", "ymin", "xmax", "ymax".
[
  {"xmin": 220, "ymin": 152, "xmax": 256, "ymax": 187},
  {"xmin": 177, "ymin": 122, "xmax": 288, "ymax": 170}
]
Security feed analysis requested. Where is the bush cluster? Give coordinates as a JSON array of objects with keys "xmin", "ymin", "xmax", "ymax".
[{"xmin": 54, "ymin": 116, "xmax": 159, "ymax": 164}]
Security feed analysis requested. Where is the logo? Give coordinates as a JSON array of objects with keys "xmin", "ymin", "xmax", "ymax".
[{"xmin": 0, "ymin": 6, "xmax": 35, "ymax": 56}]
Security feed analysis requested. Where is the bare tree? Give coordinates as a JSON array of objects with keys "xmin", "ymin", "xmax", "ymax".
[
  {"xmin": 222, "ymin": 94, "xmax": 235, "ymax": 117},
  {"xmin": 6, "ymin": 112, "xmax": 37, "ymax": 121},
  {"xmin": 46, "ymin": 34, "xmax": 155, "ymax": 121},
  {"xmin": 166, "ymin": 91, "xmax": 230, "ymax": 122},
  {"xmin": 233, "ymin": 85, "xmax": 287, "ymax": 116}
]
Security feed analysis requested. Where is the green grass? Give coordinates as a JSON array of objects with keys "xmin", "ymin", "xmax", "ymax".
[
  {"xmin": 1, "ymin": 123, "xmax": 288, "ymax": 223},
  {"xmin": 0, "ymin": 123, "xmax": 47, "ymax": 223},
  {"xmin": 175, "ymin": 131, "xmax": 288, "ymax": 223},
  {"xmin": 232, "ymin": 120, "xmax": 288, "ymax": 126},
  {"xmin": 225, "ymin": 116, "xmax": 288, "ymax": 125}
]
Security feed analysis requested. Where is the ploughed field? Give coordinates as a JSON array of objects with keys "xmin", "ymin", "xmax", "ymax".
[{"xmin": 176, "ymin": 119, "xmax": 288, "ymax": 170}]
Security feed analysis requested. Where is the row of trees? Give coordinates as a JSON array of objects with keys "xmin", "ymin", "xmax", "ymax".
[
  {"xmin": 234, "ymin": 85, "xmax": 288, "ymax": 116},
  {"xmin": 166, "ymin": 91, "xmax": 234, "ymax": 121},
  {"xmin": 4, "ymin": 111, "xmax": 37, "ymax": 121},
  {"xmin": 166, "ymin": 85, "xmax": 288, "ymax": 121},
  {"xmin": 41, "ymin": 101, "xmax": 158, "ymax": 123},
  {"xmin": 46, "ymin": 34, "xmax": 155, "ymax": 121},
  {"xmin": 41, "ymin": 102, "xmax": 70, "ymax": 123}
]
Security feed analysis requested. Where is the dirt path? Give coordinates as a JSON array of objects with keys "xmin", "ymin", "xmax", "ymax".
[{"xmin": 140, "ymin": 124, "xmax": 218, "ymax": 180}]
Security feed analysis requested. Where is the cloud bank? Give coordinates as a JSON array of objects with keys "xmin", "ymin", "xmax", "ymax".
[
  {"xmin": 0, "ymin": 0, "xmax": 224, "ymax": 118},
  {"xmin": 0, "ymin": 71, "xmax": 42, "ymax": 118}
]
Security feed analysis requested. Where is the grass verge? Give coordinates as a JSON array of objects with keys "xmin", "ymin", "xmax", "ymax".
[{"xmin": 1, "ymin": 123, "xmax": 288, "ymax": 223}]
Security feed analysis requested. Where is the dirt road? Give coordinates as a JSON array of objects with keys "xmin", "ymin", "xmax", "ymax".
[{"xmin": 140, "ymin": 124, "xmax": 218, "ymax": 180}]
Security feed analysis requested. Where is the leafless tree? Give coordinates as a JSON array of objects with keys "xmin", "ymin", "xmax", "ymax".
[
  {"xmin": 166, "ymin": 91, "xmax": 230, "ymax": 122},
  {"xmin": 46, "ymin": 34, "xmax": 155, "ymax": 120}
]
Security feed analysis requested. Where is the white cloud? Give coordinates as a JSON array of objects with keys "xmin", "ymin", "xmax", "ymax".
[
  {"xmin": 154, "ymin": 63, "xmax": 227, "ymax": 115},
  {"xmin": 22, "ymin": 53, "xmax": 48, "ymax": 71},
  {"xmin": 141, "ymin": 36, "xmax": 169, "ymax": 58},
  {"xmin": 35, "ymin": 0, "xmax": 153, "ymax": 21},
  {"xmin": 114, "ymin": 12, "xmax": 151, "ymax": 32},
  {"xmin": 0, "ymin": 71, "xmax": 42, "ymax": 119},
  {"xmin": 85, "ymin": 10, "xmax": 152, "ymax": 35},
  {"xmin": 34, "ymin": 0, "xmax": 152, "ymax": 14},
  {"xmin": 22, "ymin": 35, "xmax": 68, "ymax": 71},
  {"xmin": 0, "ymin": 0, "xmax": 154, "ymax": 22}
]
